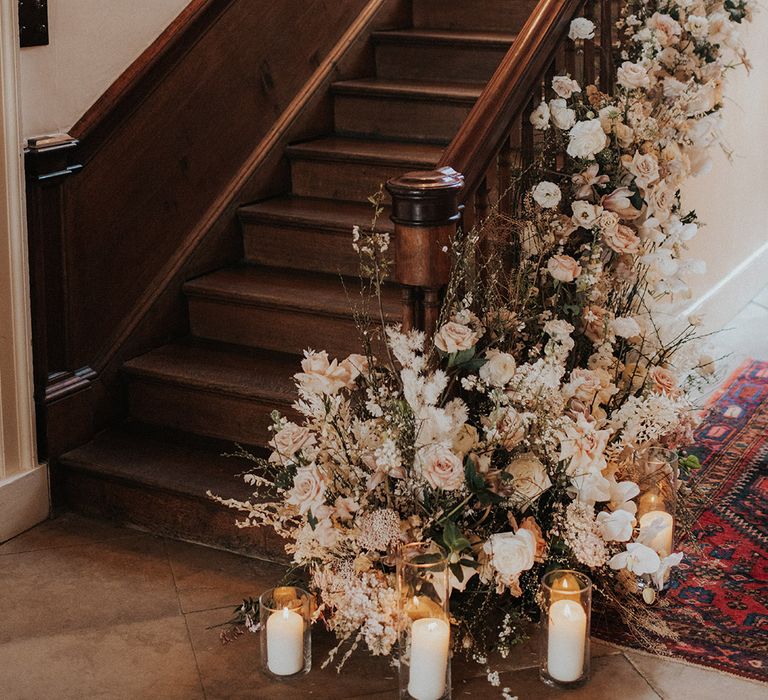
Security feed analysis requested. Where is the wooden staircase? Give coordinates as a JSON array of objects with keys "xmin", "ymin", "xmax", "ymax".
[{"xmin": 59, "ymin": 0, "xmax": 537, "ymax": 554}]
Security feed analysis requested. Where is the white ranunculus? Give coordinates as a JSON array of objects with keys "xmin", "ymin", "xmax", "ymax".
[
  {"xmin": 434, "ymin": 321, "xmax": 479, "ymax": 353},
  {"xmin": 547, "ymin": 254, "xmax": 582, "ymax": 283},
  {"xmin": 529, "ymin": 101, "xmax": 550, "ymax": 130},
  {"xmin": 484, "ymin": 529, "xmax": 536, "ymax": 581},
  {"xmin": 506, "ymin": 454, "xmax": 552, "ymax": 504},
  {"xmin": 552, "ymin": 75, "xmax": 581, "ymax": 99},
  {"xmin": 567, "ymin": 119, "xmax": 608, "ymax": 160},
  {"xmin": 418, "ymin": 444, "xmax": 464, "ymax": 491},
  {"xmin": 617, "ymin": 61, "xmax": 650, "ymax": 90},
  {"xmin": 608, "ymin": 542, "xmax": 661, "ymax": 575},
  {"xmin": 479, "ymin": 349, "xmax": 516, "ymax": 386},
  {"xmin": 532, "ymin": 181, "xmax": 562, "ymax": 209},
  {"xmin": 597, "ymin": 510, "xmax": 635, "ymax": 542},
  {"xmin": 571, "ymin": 200, "xmax": 602, "ymax": 228},
  {"xmin": 611, "ymin": 316, "xmax": 641, "ymax": 339},
  {"xmin": 549, "ymin": 98, "xmax": 576, "ymax": 130},
  {"xmin": 568, "ymin": 17, "xmax": 595, "ymax": 40},
  {"xmin": 685, "ymin": 15, "xmax": 709, "ymax": 39}
]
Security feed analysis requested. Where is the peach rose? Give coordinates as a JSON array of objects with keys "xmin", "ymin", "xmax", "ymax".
[
  {"xmin": 603, "ymin": 224, "xmax": 642, "ymax": 254},
  {"xmin": 648, "ymin": 366, "xmax": 680, "ymax": 396},
  {"xmin": 287, "ymin": 464, "xmax": 326, "ymax": 514},
  {"xmin": 434, "ymin": 322, "xmax": 480, "ymax": 353},
  {"xmin": 418, "ymin": 444, "xmax": 465, "ymax": 491},
  {"xmin": 295, "ymin": 350, "xmax": 361, "ymax": 395},
  {"xmin": 547, "ymin": 254, "xmax": 582, "ymax": 283},
  {"xmin": 583, "ymin": 305, "xmax": 610, "ymax": 343},
  {"xmin": 269, "ymin": 422, "xmax": 315, "ymax": 465}
]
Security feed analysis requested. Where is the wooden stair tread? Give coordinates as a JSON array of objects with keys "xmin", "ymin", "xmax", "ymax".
[
  {"xmin": 59, "ymin": 423, "xmax": 255, "ymax": 503},
  {"xmin": 332, "ymin": 78, "xmax": 484, "ymax": 102},
  {"xmin": 123, "ymin": 341, "xmax": 299, "ymax": 401},
  {"xmin": 239, "ymin": 196, "xmax": 394, "ymax": 233},
  {"xmin": 184, "ymin": 266, "xmax": 402, "ymax": 319},
  {"xmin": 286, "ymin": 136, "xmax": 443, "ymax": 166},
  {"xmin": 372, "ymin": 28, "xmax": 517, "ymax": 47}
]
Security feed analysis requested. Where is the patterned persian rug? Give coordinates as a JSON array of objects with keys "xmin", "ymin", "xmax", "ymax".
[{"xmin": 598, "ymin": 359, "xmax": 768, "ymax": 682}]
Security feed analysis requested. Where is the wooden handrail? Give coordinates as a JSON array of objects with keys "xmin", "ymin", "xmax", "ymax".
[{"xmin": 438, "ymin": 0, "xmax": 584, "ymax": 197}]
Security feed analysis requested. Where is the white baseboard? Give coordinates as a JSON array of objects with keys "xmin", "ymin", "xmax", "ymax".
[
  {"xmin": 0, "ymin": 465, "xmax": 50, "ymax": 543},
  {"xmin": 682, "ymin": 240, "xmax": 768, "ymax": 332}
]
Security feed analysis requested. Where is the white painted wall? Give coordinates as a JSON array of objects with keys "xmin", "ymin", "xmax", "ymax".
[
  {"xmin": 20, "ymin": 0, "xmax": 191, "ymax": 138},
  {"xmin": 0, "ymin": 0, "xmax": 48, "ymax": 541},
  {"xmin": 683, "ymin": 11, "xmax": 768, "ymax": 328}
]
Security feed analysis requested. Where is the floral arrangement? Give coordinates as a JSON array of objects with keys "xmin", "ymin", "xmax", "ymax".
[{"xmin": 212, "ymin": 0, "xmax": 754, "ymax": 676}]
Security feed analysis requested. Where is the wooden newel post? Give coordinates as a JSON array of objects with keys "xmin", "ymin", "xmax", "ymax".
[{"xmin": 386, "ymin": 167, "xmax": 464, "ymax": 334}]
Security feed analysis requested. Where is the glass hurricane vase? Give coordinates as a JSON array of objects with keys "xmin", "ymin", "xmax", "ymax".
[
  {"xmin": 259, "ymin": 586, "xmax": 312, "ymax": 680},
  {"xmin": 396, "ymin": 543, "xmax": 451, "ymax": 700},
  {"xmin": 538, "ymin": 569, "xmax": 592, "ymax": 689}
]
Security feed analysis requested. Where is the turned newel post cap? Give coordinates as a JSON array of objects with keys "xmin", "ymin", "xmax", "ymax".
[{"xmin": 386, "ymin": 166, "xmax": 464, "ymax": 227}]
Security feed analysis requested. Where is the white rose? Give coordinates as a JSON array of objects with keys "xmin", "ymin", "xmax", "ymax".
[
  {"xmin": 611, "ymin": 316, "xmax": 641, "ymax": 339},
  {"xmin": 418, "ymin": 444, "xmax": 464, "ymax": 491},
  {"xmin": 687, "ymin": 81, "xmax": 719, "ymax": 116},
  {"xmin": 506, "ymin": 454, "xmax": 552, "ymax": 505},
  {"xmin": 434, "ymin": 322, "xmax": 479, "ymax": 353},
  {"xmin": 532, "ymin": 181, "xmax": 562, "ymax": 209},
  {"xmin": 287, "ymin": 464, "xmax": 326, "ymax": 514},
  {"xmin": 568, "ymin": 17, "xmax": 595, "ymax": 40},
  {"xmin": 567, "ymin": 119, "xmax": 608, "ymax": 160},
  {"xmin": 529, "ymin": 101, "xmax": 550, "ymax": 130},
  {"xmin": 479, "ymin": 349, "xmax": 516, "ymax": 386},
  {"xmin": 547, "ymin": 254, "xmax": 582, "ymax": 283},
  {"xmin": 597, "ymin": 510, "xmax": 635, "ymax": 542},
  {"xmin": 549, "ymin": 98, "xmax": 576, "ymax": 130},
  {"xmin": 552, "ymin": 75, "xmax": 581, "ymax": 99},
  {"xmin": 571, "ymin": 200, "xmax": 602, "ymax": 228},
  {"xmin": 484, "ymin": 530, "xmax": 536, "ymax": 581},
  {"xmin": 617, "ymin": 61, "xmax": 650, "ymax": 90},
  {"xmin": 269, "ymin": 422, "xmax": 315, "ymax": 465}
]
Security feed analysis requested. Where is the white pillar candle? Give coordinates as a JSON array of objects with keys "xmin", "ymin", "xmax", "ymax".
[
  {"xmin": 639, "ymin": 510, "xmax": 674, "ymax": 557},
  {"xmin": 408, "ymin": 617, "xmax": 450, "ymax": 700},
  {"xmin": 547, "ymin": 599, "xmax": 586, "ymax": 683},
  {"xmin": 266, "ymin": 607, "xmax": 304, "ymax": 676}
]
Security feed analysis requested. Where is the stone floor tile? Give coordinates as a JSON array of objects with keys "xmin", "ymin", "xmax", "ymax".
[
  {"xmin": 185, "ymin": 608, "xmax": 397, "ymax": 699},
  {"xmin": 0, "ymin": 616, "xmax": 204, "ymax": 700},
  {"xmin": 625, "ymin": 651, "xmax": 768, "ymax": 700},
  {"xmin": 0, "ymin": 512, "xmax": 130, "ymax": 555},
  {"xmin": 164, "ymin": 538, "xmax": 287, "ymax": 613},
  {"xmin": 0, "ymin": 534, "xmax": 179, "ymax": 644},
  {"xmin": 358, "ymin": 653, "xmax": 660, "ymax": 699}
]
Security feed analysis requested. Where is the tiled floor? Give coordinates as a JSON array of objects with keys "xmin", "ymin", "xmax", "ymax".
[{"xmin": 1, "ymin": 289, "xmax": 767, "ymax": 700}]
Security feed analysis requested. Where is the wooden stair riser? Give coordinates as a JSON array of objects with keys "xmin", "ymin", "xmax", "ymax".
[
  {"xmin": 375, "ymin": 41, "xmax": 510, "ymax": 83},
  {"xmin": 128, "ymin": 378, "xmax": 289, "ymax": 445},
  {"xmin": 334, "ymin": 93, "xmax": 473, "ymax": 143},
  {"xmin": 290, "ymin": 158, "xmax": 424, "ymax": 202},
  {"xmin": 412, "ymin": 0, "xmax": 538, "ymax": 32},
  {"xmin": 243, "ymin": 223, "xmax": 377, "ymax": 278},
  {"xmin": 61, "ymin": 467, "xmax": 273, "ymax": 555},
  {"xmin": 187, "ymin": 297, "xmax": 383, "ymax": 358}
]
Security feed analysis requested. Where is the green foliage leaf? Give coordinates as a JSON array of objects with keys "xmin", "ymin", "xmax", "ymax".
[
  {"xmin": 447, "ymin": 347, "xmax": 476, "ymax": 368},
  {"xmin": 442, "ymin": 520, "xmax": 471, "ymax": 553}
]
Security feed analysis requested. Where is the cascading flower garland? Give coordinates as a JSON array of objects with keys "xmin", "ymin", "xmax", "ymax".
[{"xmin": 212, "ymin": 0, "xmax": 754, "ymax": 676}]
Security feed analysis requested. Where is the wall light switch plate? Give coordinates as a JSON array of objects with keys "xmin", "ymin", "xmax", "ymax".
[{"xmin": 19, "ymin": 0, "xmax": 49, "ymax": 47}]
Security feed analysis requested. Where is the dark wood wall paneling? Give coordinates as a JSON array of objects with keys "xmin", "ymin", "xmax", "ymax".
[{"xmin": 25, "ymin": 0, "xmax": 409, "ymax": 460}]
